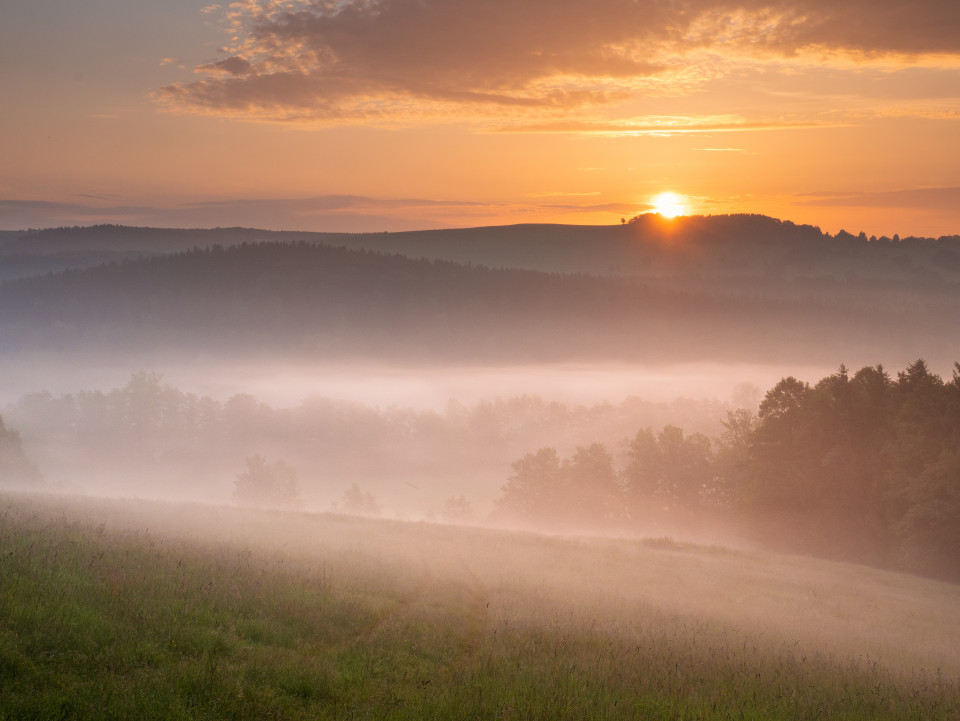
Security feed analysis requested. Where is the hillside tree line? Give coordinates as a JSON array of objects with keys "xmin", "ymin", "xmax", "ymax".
[
  {"xmin": 496, "ymin": 360, "xmax": 960, "ymax": 581},
  {"xmin": 2, "ymin": 240, "xmax": 959, "ymax": 366}
]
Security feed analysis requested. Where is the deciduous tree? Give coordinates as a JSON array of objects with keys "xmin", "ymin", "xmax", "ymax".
[{"xmin": 232, "ymin": 455, "xmax": 302, "ymax": 509}]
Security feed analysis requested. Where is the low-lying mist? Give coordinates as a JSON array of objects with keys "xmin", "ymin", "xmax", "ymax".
[
  {"xmin": 3, "ymin": 359, "xmax": 771, "ymax": 511},
  {"xmin": 1, "ymin": 357, "xmax": 824, "ymax": 412},
  {"xmin": 162, "ymin": 360, "xmax": 812, "ymax": 410},
  {"xmin": 4, "ymin": 354, "xmax": 959, "ymax": 583},
  {"xmin": 0, "ymin": 357, "xmax": 790, "ymax": 560},
  {"xmin": 6, "ymin": 491, "xmax": 960, "ymax": 685}
]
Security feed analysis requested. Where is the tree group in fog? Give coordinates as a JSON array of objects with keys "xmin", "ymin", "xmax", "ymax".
[
  {"xmin": 4, "ymin": 371, "xmax": 724, "ymax": 509},
  {"xmin": 741, "ymin": 360, "xmax": 960, "ymax": 580},
  {"xmin": 338, "ymin": 483, "xmax": 382, "ymax": 516},
  {"xmin": 496, "ymin": 444, "xmax": 621, "ymax": 528},
  {"xmin": 496, "ymin": 360, "xmax": 960, "ymax": 582},
  {"xmin": 0, "ymin": 414, "xmax": 42, "ymax": 486},
  {"xmin": 5, "ymin": 359, "xmax": 958, "ymax": 581},
  {"xmin": 232, "ymin": 455, "xmax": 303, "ymax": 509}
]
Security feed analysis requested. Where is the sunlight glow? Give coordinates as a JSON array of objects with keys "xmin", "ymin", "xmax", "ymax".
[{"xmin": 653, "ymin": 192, "xmax": 687, "ymax": 218}]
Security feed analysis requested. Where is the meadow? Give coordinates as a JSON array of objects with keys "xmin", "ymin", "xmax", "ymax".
[{"xmin": 2, "ymin": 491, "xmax": 959, "ymax": 720}]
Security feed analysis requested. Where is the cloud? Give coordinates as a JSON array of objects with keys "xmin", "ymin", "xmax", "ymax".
[
  {"xmin": 1, "ymin": 195, "xmax": 629, "ymax": 232},
  {"xmin": 494, "ymin": 115, "xmax": 841, "ymax": 135},
  {"xmin": 681, "ymin": 1, "xmax": 960, "ymax": 57},
  {"xmin": 542, "ymin": 202, "xmax": 649, "ymax": 214},
  {"xmin": 155, "ymin": 0, "xmax": 960, "ymax": 123},
  {"xmin": 0, "ymin": 195, "xmax": 480, "ymax": 227},
  {"xmin": 796, "ymin": 187, "xmax": 960, "ymax": 211},
  {"xmin": 198, "ymin": 56, "xmax": 253, "ymax": 77},
  {"xmin": 528, "ymin": 191, "xmax": 602, "ymax": 198},
  {"xmin": 876, "ymin": 107, "xmax": 960, "ymax": 121}
]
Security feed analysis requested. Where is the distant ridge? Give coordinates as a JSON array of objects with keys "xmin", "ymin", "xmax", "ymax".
[
  {"xmin": 3, "ymin": 214, "xmax": 960, "ymax": 282},
  {"xmin": 0, "ymin": 231, "xmax": 958, "ymax": 368}
]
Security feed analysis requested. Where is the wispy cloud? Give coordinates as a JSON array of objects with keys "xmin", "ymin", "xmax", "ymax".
[
  {"xmin": 542, "ymin": 201, "xmax": 649, "ymax": 214},
  {"xmin": 874, "ymin": 107, "xmax": 960, "ymax": 121},
  {"xmin": 0, "ymin": 194, "xmax": 639, "ymax": 232},
  {"xmin": 154, "ymin": 0, "xmax": 960, "ymax": 124},
  {"xmin": 494, "ymin": 115, "xmax": 841, "ymax": 136},
  {"xmin": 796, "ymin": 187, "xmax": 960, "ymax": 211},
  {"xmin": 528, "ymin": 191, "xmax": 602, "ymax": 198}
]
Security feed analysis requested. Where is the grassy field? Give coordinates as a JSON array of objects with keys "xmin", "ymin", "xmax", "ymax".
[{"xmin": 1, "ymin": 491, "xmax": 959, "ymax": 720}]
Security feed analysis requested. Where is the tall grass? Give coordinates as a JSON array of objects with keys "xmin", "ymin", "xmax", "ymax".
[{"xmin": 1, "ymin": 491, "xmax": 958, "ymax": 719}]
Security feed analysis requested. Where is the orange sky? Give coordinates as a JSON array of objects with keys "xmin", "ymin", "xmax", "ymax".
[{"xmin": 2, "ymin": 0, "xmax": 959, "ymax": 236}]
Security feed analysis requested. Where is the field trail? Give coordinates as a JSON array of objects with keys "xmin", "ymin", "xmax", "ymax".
[
  {"xmin": 355, "ymin": 563, "xmax": 435, "ymax": 645},
  {"xmin": 350, "ymin": 552, "xmax": 492, "ymax": 661},
  {"xmin": 453, "ymin": 557, "xmax": 490, "ymax": 657}
]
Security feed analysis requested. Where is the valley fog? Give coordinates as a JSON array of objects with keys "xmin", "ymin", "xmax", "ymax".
[
  {"xmin": 142, "ymin": 360, "xmax": 809, "ymax": 410},
  {"xmin": 5, "ymin": 349, "xmax": 959, "ymax": 585},
  {"xmin": 0, "ymin": 357, "xmax": 795, "ymax": 553},
  {"xmin": 0, "ymin": 357, "xmax": 827, "ymax": 411},
  {"xmin": 3, "ymin": 358, "xmax": 779, "ymax": 515}
]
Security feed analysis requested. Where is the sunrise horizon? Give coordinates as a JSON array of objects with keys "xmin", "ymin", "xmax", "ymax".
[
  {"xmin": 3, "ymin": 1, "xmax": 959, "ymax": 239},
  {"xmin": 4, "ymin": 4, "xmax": 960, "ymax": 715},
  {"xmin": 4, "ymin": 205, "xmax": 958, "ymax": 242}
]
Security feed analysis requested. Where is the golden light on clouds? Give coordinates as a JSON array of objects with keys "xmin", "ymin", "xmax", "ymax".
[
  {"xmin": 153, "ymin": 0, "xmax": 960, "ymax": 126},
  {"xmin": 2, "ymin": 0, "xmax": 960, "ymax": 235}
]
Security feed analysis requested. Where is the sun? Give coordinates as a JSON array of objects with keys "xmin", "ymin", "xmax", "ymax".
[{"xmin": 652, "ymin": 192, "xmax": 686, "ymax": 218}]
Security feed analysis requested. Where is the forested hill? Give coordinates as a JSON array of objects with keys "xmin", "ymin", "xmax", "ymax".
[
  {"xmin": 335, "ymin": 213, "xmax": 960, "ymax": 282},
  {"xmin": 0, "ymin": 240, "xmax": 957, "ymax": 367},
  {"xmin": 0, "ymin": 226, "xmax": 340, "ymax": 282},
  {"xmin": 4, "ymin": 214, "xmax": 960, "ymax": 282}
]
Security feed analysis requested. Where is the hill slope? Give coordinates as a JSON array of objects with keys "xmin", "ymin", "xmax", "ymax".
[
  {"xmin": 5, "ymin": 214, "xmax": 960, "ymax": 280},
  {"xmin": 1, "ymin": 235, "xmax": 958, "ymax": 367},
  {"xmin": 3, "ymin": 492, "xmax": 959, "ymax": 720}
]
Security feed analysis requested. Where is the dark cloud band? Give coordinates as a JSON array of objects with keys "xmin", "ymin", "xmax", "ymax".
[{"xmin": 156, "ymin": 0, "xmax": 960, "ymax": 121}]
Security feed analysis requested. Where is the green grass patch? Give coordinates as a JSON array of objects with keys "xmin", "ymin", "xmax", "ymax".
[{"xmin": 1, "ymin": 492, "xmax": 959, "ymax": 719}]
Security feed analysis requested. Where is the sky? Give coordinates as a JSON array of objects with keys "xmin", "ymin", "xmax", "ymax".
[{"xmin": 2, "ymin": 0, "xmax": 960, "ymax": 237}]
